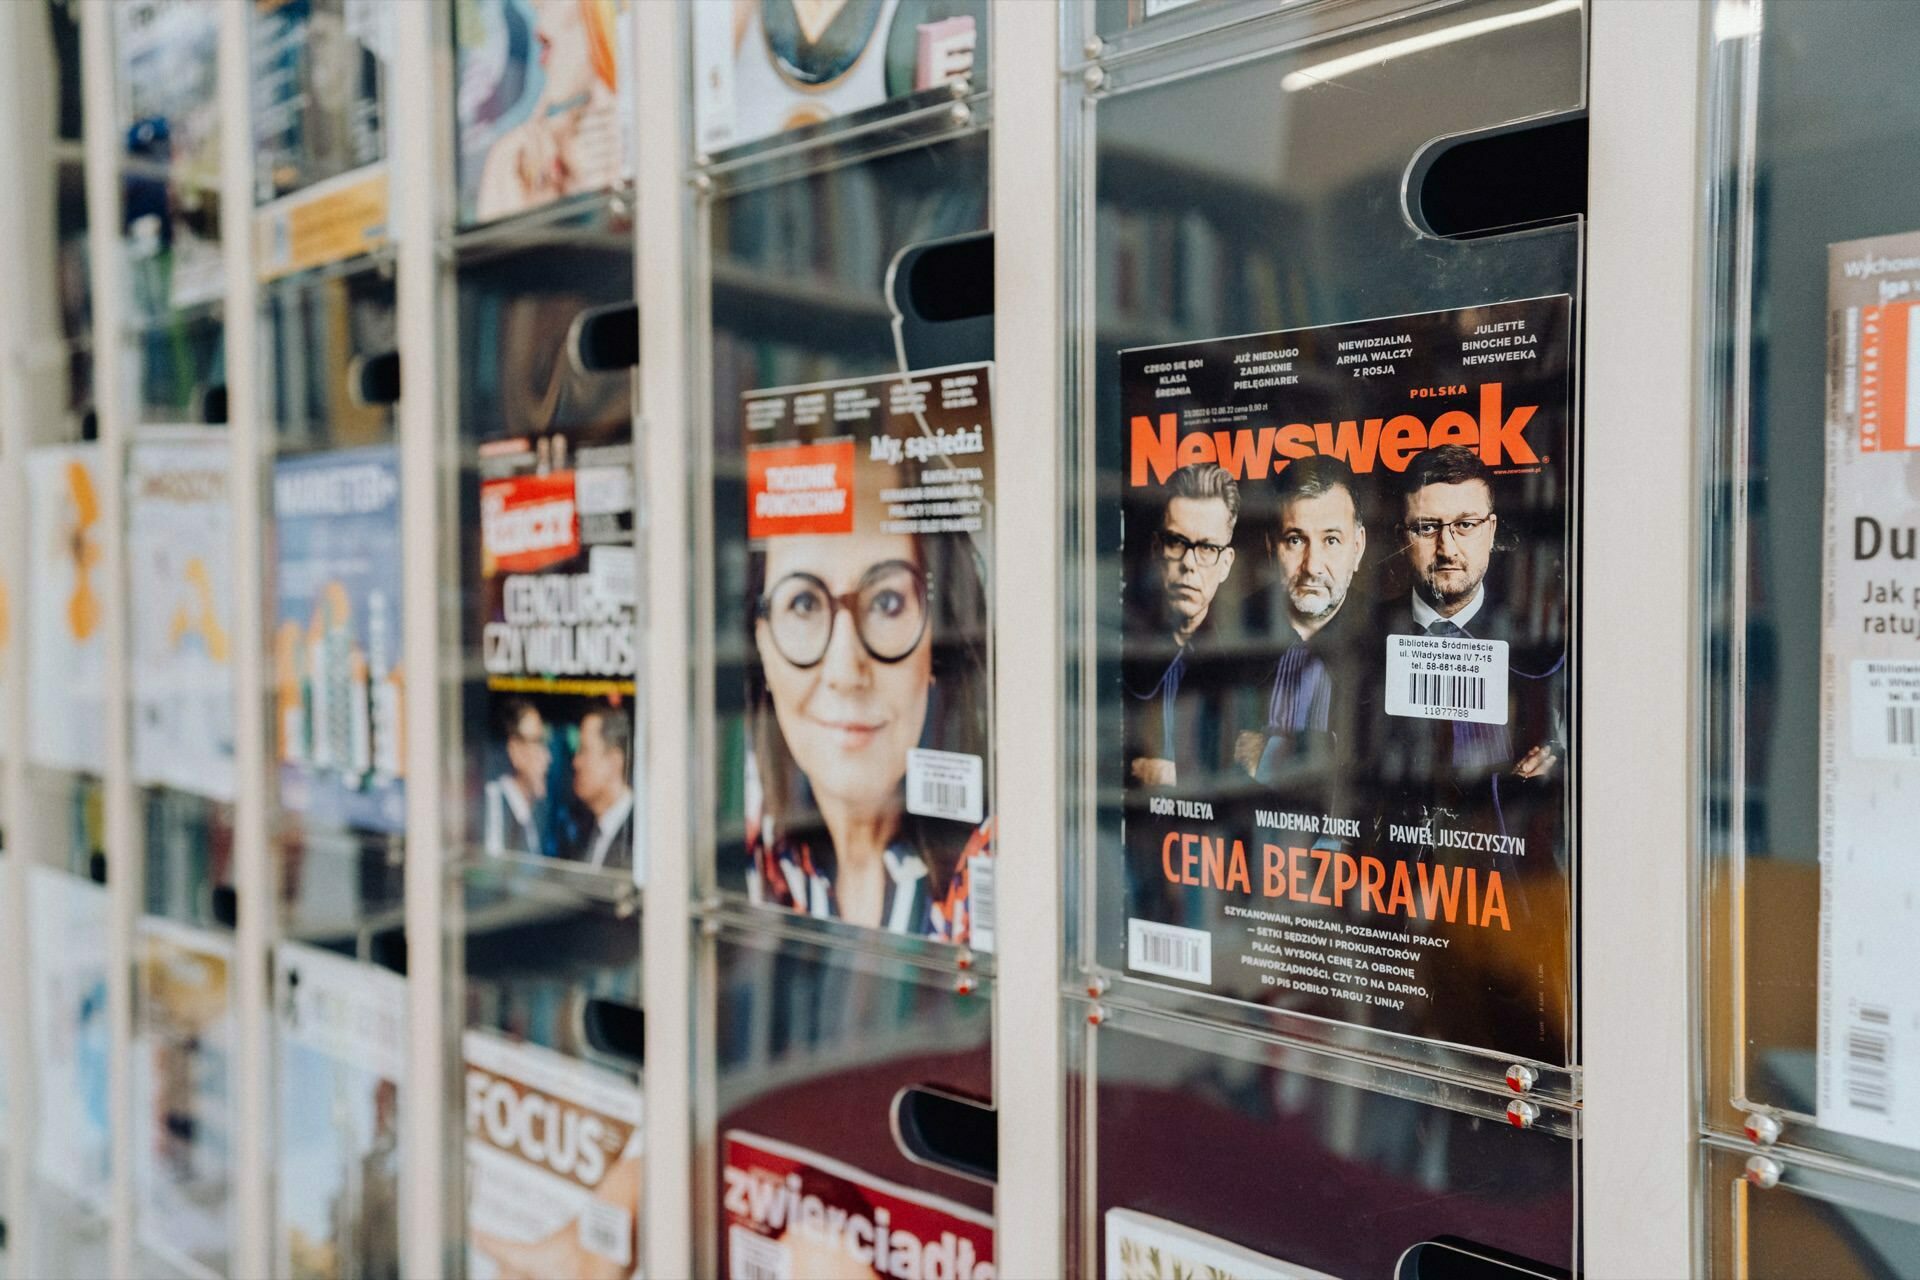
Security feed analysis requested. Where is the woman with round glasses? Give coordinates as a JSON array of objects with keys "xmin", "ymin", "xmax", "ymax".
[{"xmin": 744, "ymin": 497, "xmax": 991, "ymax": 942}]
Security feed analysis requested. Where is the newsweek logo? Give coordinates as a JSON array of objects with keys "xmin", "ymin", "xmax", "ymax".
[
  {"xmin": 464, "ymin": 1066, "xmax": 630, "ymax": 1191},
  {"xmin": 482, "ymin": 472, "xmax": 579, "ymax": 572},
  {"xmin": 1128, "ymin": 381, "xmax": 1541, "ymax": 486}
]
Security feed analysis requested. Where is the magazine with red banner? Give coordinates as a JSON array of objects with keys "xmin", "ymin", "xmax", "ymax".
[
  {"xmin": 739, "ymin": 363, "xmax": 995, "ymax": 949},
  {"xmin": 721, "ymin": 1131, "xmax": 994, "ymax": 1280},
  {"xmin": 1112, "ymin": 296, "xmax": 1576, "ymax": 1066},
  {"xmin": 477, "ymin": 431, "xmax": 639, "ymax": 880}
]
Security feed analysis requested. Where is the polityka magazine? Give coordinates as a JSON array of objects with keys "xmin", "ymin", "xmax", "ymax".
[
  {"xmin": 741, "ymin": 364, "xmax": 995, "ymax": 948},
  {"xmin": 1819, "ymin": 231, "xmax": 1920, "ymax": 1149},
  {"xmin": 478, "ymin": 433, "xmax": 639, "ymax": 878},
  {"xmin": 1116, "ymin": 297, "xmax": 1574, "ymax": 1065},
  {"xmin": 721, "ymin": 1131, "xmax": 994, "ymax": 1280},
  {"xmin": 464, "ymin": 1030, "xmax": 643, "ymax": 1280}
]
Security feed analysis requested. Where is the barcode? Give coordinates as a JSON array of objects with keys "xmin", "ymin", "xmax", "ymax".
[
  {"xmin": 1408, "ymin": 671, "xmax": 1486, "ymax": 711},
  {"xmin": 578, "ymin": 1201, "xmax": 632, "ymax": 1264},
  {"xmin": 1128, "ymin": 918, "xmax": 1212, "ymax": 984},
  {"xmin": 920, "ymin": 780, "xmax": 969, "ymax": 812},
  {"xmin": 729, "ymin": 1226, "xmax": 791, "ymax": 1280},
  {"xmin": 1889, "ymin": 706, "xmax": 1916, "ymax": 747},
  {"xmin": 1845, "ymin": 1005, "xmax": 1893, "ymax": 1116},
  {"xmin": 968, "ymin": 853, "xmax": 995, "ymax": 953}
]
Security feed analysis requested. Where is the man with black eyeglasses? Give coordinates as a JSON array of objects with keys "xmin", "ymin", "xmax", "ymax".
[
  {"xmin": 1368, "ymin": 444, "xmax": 1567, "ymax": 873},
  {"xmin": 1123, "ymin": 462, "xmax": 1254, "ymax": 793}
]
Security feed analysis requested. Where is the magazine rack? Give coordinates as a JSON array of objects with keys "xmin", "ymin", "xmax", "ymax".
[{"xmin": 0, "ymin": 2, "xmax": 1910, "ymax": 1278}]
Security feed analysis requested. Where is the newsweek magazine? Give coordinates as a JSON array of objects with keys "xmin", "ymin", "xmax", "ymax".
[
  {"xmin": 128, "ymin": 431, "xmax": 236, "ymax": 803},
  {"xmin": 274, "ymin": 943, "xmax": 405, "ymax": 1280},
  {"xmin": 1115, "ymin": 297, "xmax": 1574, "ymax": 1065},
  {"xmin": 691, "ymin": 0, "xmax": 981, "ymax": 155},
  {"xmin": 464, "ymin": 1030, "xmax": 642, "ymax": 1280},
  {"xmin": 741, "ymin": 364, "xmax": 994, "ymax": 948},
  {"xmin": 477, "ymin": 432, "xmax": 639, "ymax": 879},
  {"xmin": 134, "ymin": 918, "xmax": 233, "ymax": 1277},
  {"xmin": 1818, "ymin": 230, "xmax": 1920, "ymax": 1149},
  {"xmin": 272, "ymin": 445, "xmax": 406, "ymax": 836},
  {"xmin": 453, "ymin": 0, "xmax": 633, "ymax": 227},
  {"xmin": 1106, "ymin": 1209, "xmax": 1336, "ymax": 1280},
  {"xmin": 26, "ymin": 443, "xmax": 108, "ymax": 773},
  {"xmin": 27, "ymin": 867, "xmax": 111, "ymax": 1209},
  {"xmin": 721, "ymin": 1131, "xmax": 994, "ymax": 1280}
]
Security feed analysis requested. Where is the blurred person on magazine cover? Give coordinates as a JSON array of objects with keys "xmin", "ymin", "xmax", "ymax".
[
  {"xmin": 746, "ymin": 467, "xmax": 990, "ymax": 942},
  {"xmin": 472, "ymin": 1150, "xmax": 641, "ymax": 1280},
  {"xmin": 475, "ymin": 0, "xmax": 624, "ymax": 221},
  {"xmin": 570, "ymin": 702, "xmax": 634, "ymax": 869},
  {"xmin": 1368, "ymin": 444, "xmax": 1567, "ymax": 863},
  {"xmin": 1123, "ymin": 462, "xmax": 1263, "ymax": 794},
  {"xmin": 483, "ymin": 698, "xmax": 549, "ymax": 859},
  {"xmin": 1231, "ymin": 455, "xmax": 1374, "ymax": 812}
]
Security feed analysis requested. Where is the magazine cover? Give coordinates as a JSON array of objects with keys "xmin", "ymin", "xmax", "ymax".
[
  {"xmin": 252, "ymin": 0, "xmax": 390, "ymax": 279},
  {"xmin": 741, "ymin": 364, "xmax": 995, "ymax": 947},
  {"xmin": 129, "ymin": 431, "xmax": 236, "ymax": 802},
  {"xmin": 1818, "ymin": 231, "xmax": 1920, "ymax": 1149},
  {"xmin": 134, "ymin": 918, "xmax": 233, "ymax": 1277},
  {"xmin": 477, "ymin": 433, "xmax": 639, "ymax": 877},
  {"xmin": 453, "ymin": 0, "xmax": 633, "ymax": 227},
  {"xmin": 692, "ymin": 0, "xmax": 982, "ymax": 155},
  {"xmin": 28, "ymin": 867, "xmax": 112, "ymax": 1209},
  {"xmin": 274, "ymin": 943, "xmax": 406, "ymax": 1280},
  {"xmin": 1106, "ymin": 1209, "xmax": 1337, "ymax": 1280},
  {"xmin": 1115, "ymin": 297, "xmax": 1574, "ymax": 1065},
  {"xmin": 26, "ymin": 443, "xmax": 108, "ymax": 773},
  {"xmin": 272, "ymin": 444, "xmax": 406, "ymax": 835},
  {"xmin": 116, "ymin": 0, "xmax": 223, "ymax": 319},
  {"xmin": 721, "ymin": 1131, "xmax": 993, "ymax": 1280},
  {"xmin": 464, "ymin": 1030, "xmax": 643, "ymax": 1280}
]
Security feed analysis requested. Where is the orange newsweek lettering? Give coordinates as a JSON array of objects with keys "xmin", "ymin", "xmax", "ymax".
[
  {"xmin": 1238, "ymin": 842, "xmax": 1513, "ymax": 930},
  {"xmin": 1128, "ymin": 383, "xmax": 1541, "ymax": 486}
]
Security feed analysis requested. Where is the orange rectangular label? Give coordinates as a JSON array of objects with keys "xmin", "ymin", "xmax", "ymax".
[
  {"xmin": 746, "ymin": 439, "xmax": 854, "ymax": 538},
  {"xmin": 1861, "ymin": 301, "xmax": 1918, "ymax": 452}
]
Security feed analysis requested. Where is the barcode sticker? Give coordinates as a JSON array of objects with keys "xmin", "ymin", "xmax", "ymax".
[
  {"xmin": 967, "ymin": 853, "xmax": 995, "ymax": 953},
  {"xmin": 729, "ymin": 1226, "xmax": 791, "ymax": 1280},
  {"xmin": 907, "ymin": 748, "xmax": 984, "ymax": 824},
  {"xmin": 1384, "ymin": 634, "xmax": 1509, "ymax": 724},
  {"xmin": 1845, "ymin": 1004, "xmax": 1894, "ymax": 1116},
  {"xmin": 1128, "ymin": 919, "xmax": 1211, "ymax": 984},
  {"xmin": 579, "ymin": 1200, "xmax": 633, "ymax": 1265},
  {"xmin": 1850, "ymin": 659, "xmax": 1920, "ymax": 759},
  {"xmin": 589, "ymin": 545, "xmax": 639, "ymax": 607}
]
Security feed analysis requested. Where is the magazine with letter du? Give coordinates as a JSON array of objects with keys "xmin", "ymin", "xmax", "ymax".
[
  {"xmin": 1115, "ymin": 297, "xmax": 1575, "ymax": 1065},
  {"xmin": 739, "ymin": 363, "xmax": 995, "ymax": 949},
  {"xmin": 1819, "ymin": 230, "xmax": 1920, "ymax": 1150},
  {"xmin": 464, "ymin": 1030, "xmax": 643, "ymax": 1279}
]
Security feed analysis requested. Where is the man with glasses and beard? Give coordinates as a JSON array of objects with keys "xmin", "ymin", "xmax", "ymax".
[
  {"xmin": 1231, "ymin": 457, "xmax": 1373, "ymax": 824},
  {"xmin": 1369, "ymin": 445, "xmax": 1567, "ymax": 889}
]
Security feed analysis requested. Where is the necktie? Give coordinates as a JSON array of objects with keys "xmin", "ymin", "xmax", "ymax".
[
  {"xmin": 1427, "ymin": 618, "xmax": 1466, "ymax": 637},
  {"xmin": 1422, "ymin": 616, "xmax": 1512, "ymax": 777}
]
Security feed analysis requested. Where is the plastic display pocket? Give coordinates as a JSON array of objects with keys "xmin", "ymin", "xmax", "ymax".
[
  {"xmin": 1074, "ymin": 0, "xmax": 1584, "ymax": 1075},
  {"xmin": 452, "ymin": 0, "xmax": 635, "ymax": 229},
  {"xmin": 114, "ymin": 0, "xmax": 223, "ymax": 325},
  {"xmin": 1701, "ymin": 0, "xmax": 1920, "ymax": 1176},
  {"xmin": 702, "ymin": 923, "xmax": 994, "ymax": 1277},
  {"xmin": 1072, "ymin": 1002, "xmax": 1576, "ymax": 1279},
  {"xmin": 26, "ymin": 867, "xmax": 112, "ymax": 1212},
  {"xmin": 690, "ymin": 0, "xmax": 986, "ymax": 161},
  {"xmin": 1703, "ymin": 1141, "xmax": 1920, "ymax": 1280},
  {"xmin": 251, "ymin": 0, "xmax": 391, "ymax": 280},
  {"xmin": 272, "ymin": 941, "xmax": 407, "ymax": 1280},
  {"xmin": 261, "ymin": 267, "xmax": 396, "ymax": 452},
  {"xmin": 133, "ymin": 917, "xmax": 234, "ymax": 1280},
  {"xmin": 702, "ymin": 123, "xmax": 990, "ymax": 959},
  {"xmin": 452, "ymin": 230, "xmax": 640, "ymax": 884}
]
